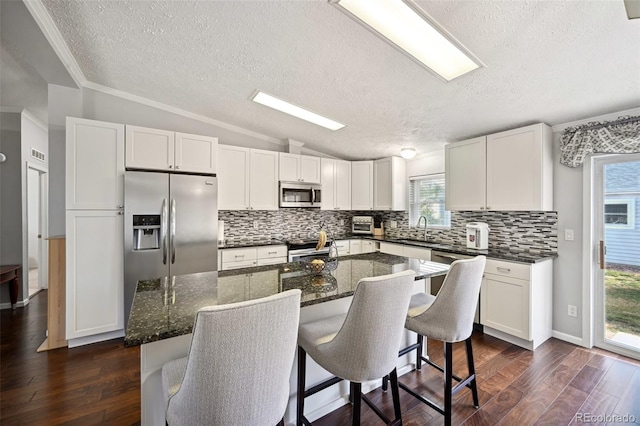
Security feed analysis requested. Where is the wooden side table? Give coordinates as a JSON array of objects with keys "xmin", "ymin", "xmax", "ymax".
[{"xmin": 0, "ymin": 265, "xmax": 21, "ymax": 309}]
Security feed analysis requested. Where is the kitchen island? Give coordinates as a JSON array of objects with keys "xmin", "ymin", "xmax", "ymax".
[{"xmin": 125, "ymin": 252, "xmax": 450, "ymax": 425}]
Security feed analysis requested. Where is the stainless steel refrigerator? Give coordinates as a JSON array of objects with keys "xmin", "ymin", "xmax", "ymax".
[{"xmin": 124, "ymin": 171, "xmax": 217, "ymax": 326}]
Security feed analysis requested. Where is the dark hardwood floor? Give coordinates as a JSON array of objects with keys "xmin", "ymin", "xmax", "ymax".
[{"xmin": 2, "ymin": 291, "xmax": 639, "ymax": 425}]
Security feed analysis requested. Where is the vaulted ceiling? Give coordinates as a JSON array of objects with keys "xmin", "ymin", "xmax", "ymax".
[{"xmin": 19, "ymin": 1, "xmax": 640, "ymax": 159}]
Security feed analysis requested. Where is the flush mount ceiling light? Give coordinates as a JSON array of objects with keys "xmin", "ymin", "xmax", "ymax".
[
  {"xmin": 400, "ymin": 148, "xmax": 416, "ymax": 159},
  {"xmin": 250, "ymin": 91, "xmax": 345, "ymax": 131},
  {"xmin": 330, "ymin": 0, "xmax": 485, "ymax": 81}
]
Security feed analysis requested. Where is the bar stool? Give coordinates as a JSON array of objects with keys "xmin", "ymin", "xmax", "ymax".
[
  {"xmin": 385, "ymin": 256, "xmax": 486, "ymax": 426},
  {"xmin": 296, "ymin": 270, "xmax": 416, "ymax": 426},
  {"xmin": 161, "ymin": 289, "xmax": 301, "ymax": 426}
]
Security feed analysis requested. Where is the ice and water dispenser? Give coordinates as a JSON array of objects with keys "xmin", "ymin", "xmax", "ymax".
[{"xmin": 133, "ymin": 215, "xmax": 161, "ymax": 251}]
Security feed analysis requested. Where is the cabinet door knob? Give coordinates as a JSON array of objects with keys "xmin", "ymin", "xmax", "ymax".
[
  {"xmin": 486, "ymin": 206, "xmax": 491, "ymax": 210},
  {"xmin": 176, "ymin": 165, "xmax": 180, "ymax": 170},
  {"xmin": 168, "ymin": 165, "xmax": 173, "ymax": 169},
  {"xmin": 118, "ymin": 205, "xmax": 124, "ymax": 208}
]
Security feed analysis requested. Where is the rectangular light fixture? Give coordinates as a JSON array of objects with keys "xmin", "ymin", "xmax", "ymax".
[
  {"xmin": 330, "ymin": 0, "xmax": 484, "ymax": 81},
  {"xmin": 250, "ymin": 91, "xmax": 346, "ymax": 131}
]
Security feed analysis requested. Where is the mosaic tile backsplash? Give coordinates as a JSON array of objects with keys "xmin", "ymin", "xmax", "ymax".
[{"xmin": 219, "ymin": 209, "xmax": 558, "ymax": 254}]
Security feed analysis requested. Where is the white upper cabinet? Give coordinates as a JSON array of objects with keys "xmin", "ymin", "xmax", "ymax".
[
  {"xmin": 174, "ymin": 132, "xmax": 218, "ymax": 174},
  {"xmin": 352, "ymin": 161, "xmax": 374, "ymax": 210},
  {"xmin": 486, "ymin": 124, "xmax": 553, "ymax": 211},
  {"xmin": 66, "ymin": 117, "xmax": 125, "ymax": 210},
  {"xmin": 445, "ymin": 136, "xmax": 487, "ymax": 211},
  {"xmin": 278, "ymin": 153, "xmax": 321, "ymax": 183},
  {"xmin": 446, "ymin": 123, "xmax": 553, "ymax": 211},
  {"xmin": 321, "ymin": 158, "xmax": 351, "ymax": 210},
  {"xmin": 218, "ymin": 145, "xmax": 278, "ymax": 211},
  {"xmin": 250, "ymin": 149, "xmax": 279, "ymax": 210},
  {"xmin": 218, "ymin": 145, "xmax": 251, "ymax": 210},
  {"xmin": 374, "ymin": 157, "xmax": 406, "ymax": 211},
  {"xmin": 126, "ymin": 125, "xmax": 217, "ymax": 174}
]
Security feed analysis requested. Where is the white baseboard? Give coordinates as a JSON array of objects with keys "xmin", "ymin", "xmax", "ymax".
[
  {"xmin": 0, "ymin": 298, "xmax": 30, "ymax": 310},
  {"xmin": 552, "ymin": 330, "xmax": 586, "ymax": 347},
  {"xmin": 67, "ymin": 330, "xmax": 124, "ymax": 348}
]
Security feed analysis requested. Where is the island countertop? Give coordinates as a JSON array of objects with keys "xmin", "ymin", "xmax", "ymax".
[{"xmin": 124, "ymin": 252, "xmax": 450, "ymax": 347}]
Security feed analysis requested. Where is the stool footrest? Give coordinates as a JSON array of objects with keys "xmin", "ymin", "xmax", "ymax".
[
  {"xmin": 362, "ymin": 394, "xmax": 391, "ymax": 424},
  {"xmin": 420, "ymin": 356, "xmax": 469, "ymax": 386},
  {"xmin": 304, "ymin": 376, "xmax": 343, "ymax": 398},
  {"xmin": 398, "ymin": 381, "xmax": 445, "ymax": 415}
]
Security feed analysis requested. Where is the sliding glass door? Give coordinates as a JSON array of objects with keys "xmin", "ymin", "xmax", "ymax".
[{"xmin": 594, "ymin": 153, "xmax": 640, "ymax": 359}]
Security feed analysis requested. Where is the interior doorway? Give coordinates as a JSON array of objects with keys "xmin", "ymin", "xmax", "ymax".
[
  {"xmin": 594, "ymin": 153, "xmax": 640, "ymax": 359},
  {"xmin": 26, "ymin": 164, "xmax": 47, "ymax": 298}
]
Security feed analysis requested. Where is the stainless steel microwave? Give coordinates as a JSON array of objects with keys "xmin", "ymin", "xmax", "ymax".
[{"xmin": 279, "ymin": 182, "xmax": 321, "ymax": 208}]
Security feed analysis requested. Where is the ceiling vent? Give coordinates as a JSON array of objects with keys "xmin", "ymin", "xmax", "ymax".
[{"xmin": 31, "ymin": 148, "xmax": 45, "ymax": 162}]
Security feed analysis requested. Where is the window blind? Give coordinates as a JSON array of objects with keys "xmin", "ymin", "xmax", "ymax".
[{"xmin": 409, "ymin": 174, "xmax": 451, "ymax": 228}]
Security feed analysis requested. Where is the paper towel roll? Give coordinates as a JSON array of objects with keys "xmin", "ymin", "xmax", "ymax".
[{"xmin": 218, "ymin": 220, "xmax": 224, "ymax": 244}]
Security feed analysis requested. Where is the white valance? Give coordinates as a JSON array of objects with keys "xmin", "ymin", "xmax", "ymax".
[{"xmin": 560, "ymin": 115, "xmax": 640, "ymax": 168}]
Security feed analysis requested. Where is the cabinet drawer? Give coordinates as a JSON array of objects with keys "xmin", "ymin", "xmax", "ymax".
[
  {"xmin": 334, "ymin": 240, "xmax": 350, "ymax": 256},
  {"xmin": 256, "ymin": 245, "xmax": 287, "ymax": 259},
  {"xmin": 221, "ymin": 248, "xmax": 257, "ymax": 263},
  {"xmin": 222, "ymin": 260, "xmax": 258, "ymax": 270},
  {"xmin": 485, "ymin": 259, "xmax": 530, "ymax": 280},
  {"xmin": 257, "ymin": 257, "xmax": 287, "ymax": 266}
]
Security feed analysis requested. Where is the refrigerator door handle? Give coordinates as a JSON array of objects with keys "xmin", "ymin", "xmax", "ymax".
[
  {"xmin": 171, "ymin": 198, "xmax": 176, "ymax": 264},
  {"xmin": 162, "ymin": 198, "xmax": 168, "ymax": 265}
]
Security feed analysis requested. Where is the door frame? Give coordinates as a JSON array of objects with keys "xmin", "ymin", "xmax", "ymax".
[
  {"xmin": 24, "ymin": 161, "xmax": 49, "ymax": 301},
  {"xmin": 585, "ymin": 153, "xmax": 640, "ymax": 359}
]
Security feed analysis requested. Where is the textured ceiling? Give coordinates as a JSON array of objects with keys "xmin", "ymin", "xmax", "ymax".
[{"xmin": 40, "ymin": 0, "xmax": 640, "ymax": 160}]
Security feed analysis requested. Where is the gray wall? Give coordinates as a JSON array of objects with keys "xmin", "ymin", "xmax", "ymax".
[{"xmin": 0, "ymin": 112, "xmax": 23, "ymax": 304}]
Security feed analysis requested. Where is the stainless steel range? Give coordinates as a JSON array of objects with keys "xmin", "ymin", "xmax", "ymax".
[{"xmin": 287, "ymin": 239, "xmax": 333, "ymax": 262}]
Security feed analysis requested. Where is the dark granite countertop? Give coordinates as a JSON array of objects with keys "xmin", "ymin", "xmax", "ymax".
[
  {"xmin": 124, "ymin": 252, "xmax": 449, "ymax": 348},
  {"xmin": 218, "ymin": 239, "xmax": 286, "ymax": 249}
]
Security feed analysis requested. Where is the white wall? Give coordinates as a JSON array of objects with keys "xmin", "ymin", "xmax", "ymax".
[
  {"xmin": 406, "ymin": 150, "xmax": 445, "ymax": 177},
  {"xmin": 27, "ymin": 168, "xmax": 40, "ymax": 268}
]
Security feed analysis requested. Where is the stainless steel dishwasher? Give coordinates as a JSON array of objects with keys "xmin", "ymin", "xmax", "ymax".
[{"xmin": 430, "ymin": 251, "xmax": 481, "ymax": 326}]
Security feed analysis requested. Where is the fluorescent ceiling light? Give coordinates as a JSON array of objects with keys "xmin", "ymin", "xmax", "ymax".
[
  {"xmin": 400, "ymin": 148, "xmax": 416, "ymax": 159},
  {"xmin": 331, "ymin": 0, "xmax": 484, "ymax": 81},
  {"xmin": 251, "ymin": 91, "xmax": 345, "ymax": 131}
]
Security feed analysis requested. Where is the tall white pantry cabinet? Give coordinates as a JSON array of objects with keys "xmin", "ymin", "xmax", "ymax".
[{"xmin": 66, "ymin": 117, "xmax": 125, "ymax": 346}]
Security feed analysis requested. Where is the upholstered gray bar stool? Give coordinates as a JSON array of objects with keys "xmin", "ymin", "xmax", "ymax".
[
  {"xmin": 161, "ymin": 289, "xmax": 301, "ymax": 426},
  {"xmin": 385, "ymin": 256, "xmax": 486, "ymax": 426},
  {"xmin": 296, "ymin": 270, "xmax": 416, "ymax": 426}
]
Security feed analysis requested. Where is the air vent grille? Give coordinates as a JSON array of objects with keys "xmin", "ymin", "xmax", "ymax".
[{"xmin": 31, "ymin": 148, "xmax": 45, "ymax": 162}]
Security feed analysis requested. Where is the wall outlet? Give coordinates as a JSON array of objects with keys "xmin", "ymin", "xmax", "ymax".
[
  {"xmin": 339, "ymin": 219, "xmax": 345, "ymax": 226},
  {"xmin": 564, "ymin": 229, "xmax": 575, "ymax": 241},
  {"xmin": 568, "ymin": 305, "xmax": 577, "ymax": 317},
  {"xmin": 253, "ymin": 220, "xmax": 259, "ymax": 229},
  {"xmin": 390, "ymin": 221, "xmax": 397, "ymax": 229}
]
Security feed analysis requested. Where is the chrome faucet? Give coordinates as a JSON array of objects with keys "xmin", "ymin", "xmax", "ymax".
[{"xmin": 416, "ymin": 215, "xmax": 428, "ymax": 240}]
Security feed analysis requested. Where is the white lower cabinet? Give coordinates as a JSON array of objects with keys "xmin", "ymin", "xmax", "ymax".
[
  {"xmin": 334, "ymin": 240, "xmax": 350, "ymax": 256},
  {"xmin": 66, "ymin": 210, "xmax": 124, "ymax": 340},
  {"xmin": 480, "ymin": 258, "xmax": 553, "ymax": 350},
  {"xmin": 379, "ymin": 242, "xmax": 430, "ymax": 260},
  {"xmin": 220, "ymin": 245, "xmax": 287, "ymax": 270},
  {"xmin": 361, "ymin": 240, "xmax": 374, "ymax": 253}
]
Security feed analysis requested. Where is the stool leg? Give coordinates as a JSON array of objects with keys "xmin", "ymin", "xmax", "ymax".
[
  {"xmin": 465, "ymin": 337, "xmax": 480, "ymax": 408},
  {"xmin": 349, "ymin": 381, "xmax": 355, "ymax": 404},
  {"xmin": 352, "ymin": 382, "xmax": 362, "ymax": 426},
  {"xmin": 382, "ymin": 374, "xmax": 388, "ymax": 392},
  {"xmin": 389, "ymin": 368, "xmax": 402, "ymax": 422},
  {"xmin": 297, "ymin": 347, "xmax": 306, "ymax": 426},
  {"xmin": 444, "ymin": 342, "xmax": 453, "ymax": 426},
  {"xmin": 416, "ymin": 334, "xmax": 424, "ymax": 370}
]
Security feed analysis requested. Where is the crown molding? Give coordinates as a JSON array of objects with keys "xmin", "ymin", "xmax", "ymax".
[
  {"xmin": 551, "ymin": 107, "xmax": 640, "ymax": 133},
  {"xmin": 21, "ymin": 109, "xmax": 48, "ymax": 132},
  {"xmin": 0, "ymin": 106, "xmax": 23, "ymax": 114},
  {"xmin": 22, "ymin": 0, "xmax": 86, "ymax": 88},
  {"xmin": 84, "ymin": 81, "xmax": 285, "ymax": 146}
]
